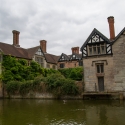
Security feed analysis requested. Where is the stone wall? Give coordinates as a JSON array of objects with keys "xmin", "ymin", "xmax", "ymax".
[
  {"xmin": 112, "ymin": 33, "xmax": 125, "ymax": 91},
  {"xmin": 83, "ymin": 55, "xmax": 114, "ymax": 92}
]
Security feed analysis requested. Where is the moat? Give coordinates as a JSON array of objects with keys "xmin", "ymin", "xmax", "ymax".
[{"xmin": 0, "ymin": 99, "xmax": 125, "ymax": 125}]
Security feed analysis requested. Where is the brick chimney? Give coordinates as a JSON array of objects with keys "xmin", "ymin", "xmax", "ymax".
[
  {"xmin": 12, "ymin": 30, "xmax": 20, "ymax": 47},
  {"xmin": 107, "ymin": 16, "xmax": 115, "ymax": 41},
  {"xmin": 71, "ymin": 47, "xmax": 79, "ymax": 54},
  {"xmin": 40, "ymin": 40, "xmax": 47, "ymax": 53}
]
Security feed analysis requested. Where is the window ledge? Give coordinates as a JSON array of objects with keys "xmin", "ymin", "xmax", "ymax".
[{"xmin": 96, "ymin": 73, "xmax": 105, "ymax": 76}]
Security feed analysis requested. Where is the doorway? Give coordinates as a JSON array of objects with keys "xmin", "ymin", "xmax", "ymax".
[{"xmin": 98, "ymin": 77, "xmax": 104, "ymax": 91}]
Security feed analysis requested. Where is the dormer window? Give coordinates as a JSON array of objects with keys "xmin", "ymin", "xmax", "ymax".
[
  {"xmin": 72, "ymin": 55, "xmax": 75, "ymax": 59},
  {"xmin": 35, "ymin": 48, "xmax": 43, "ymax": 55},
  {"xmin": 88, "ymin": 43, "xmax": 106, "ymax": 56}
]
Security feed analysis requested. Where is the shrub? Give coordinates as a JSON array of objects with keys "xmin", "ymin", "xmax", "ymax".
[
  {"xmin": 6, "ymin": 81, "xmax": 21, "ymax": 95},
  {"xmin": 32, "ymin": 77, "xmax": 41, "ymax": 91},
  {"xmin": 45, "ymin": 73, "xmax": 79, "ymax": 98},
  {"xmin": 61, "ymin": 79, "xmax": 79, "ymax": 95},
  {"xmin": 19, "ymin": 80, "xmax": 33, "ymax": 95},
  {"xmin": 58, "ymin": 67, "xmax": 83, "ymax": 80}
]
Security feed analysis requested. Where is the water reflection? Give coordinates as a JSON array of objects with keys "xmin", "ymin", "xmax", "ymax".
[{"xmin": 0, "ymin": 99, "xmax": 125, "ymax": 125}]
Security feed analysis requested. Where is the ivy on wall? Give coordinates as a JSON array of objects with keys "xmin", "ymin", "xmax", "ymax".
[{"xmin": 1, "ymin": 55, "xmax": 59, "ymax": 83}]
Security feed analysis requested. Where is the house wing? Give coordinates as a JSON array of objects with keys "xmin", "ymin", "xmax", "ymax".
[
  {"xmin": 58, "ymin": 53, "xmax": 70, "ymax": 62},
  {"xmin": 80, "ymin": 28, "xmax": 112, "ymax": 57}
]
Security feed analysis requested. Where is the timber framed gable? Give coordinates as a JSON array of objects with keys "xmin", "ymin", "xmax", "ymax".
[
  {"xmin": 69, "ymin": 53, "xmax": 82, "ymax": 61},
  {"xmin": 58, "ymin": 53, "xmax": 69, "ymax": 62},
  {"xmin": 81, "ymin": 28, "xmax": 112, "ymax": 58}
]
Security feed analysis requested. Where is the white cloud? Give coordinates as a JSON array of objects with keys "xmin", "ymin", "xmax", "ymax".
[{"xmin": 0, "ymin": 0, "xmax": 125, "ymax": 55}]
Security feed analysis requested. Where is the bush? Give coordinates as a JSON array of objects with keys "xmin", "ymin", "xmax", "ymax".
[
  {"xmin": 45, "ymin": 73, "xmax": 79, "ymax": 98},
  {"xmin": 32, "ymin": 77, "xmax": 41, "ymax": 91},
  {"xmin": 61, "ymin": 79, "xmax": 79, "ymax": 95},
  {"xmin": 6, "ymin": 81, "xmax": 21, "ymax": 95},
  {"xmin": 19, "ymin": 80, "xmax": 33, "ymax": 95},
  {"xmin": 58, "ymin": 67, "xmax": 83, "ymax": 80}
]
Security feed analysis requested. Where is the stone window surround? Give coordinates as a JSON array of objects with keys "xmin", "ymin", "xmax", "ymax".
[
  {"xmin": 92, "ymin": 60, "xmax": 107, "ymax": 77},
  {"xmin": 91, "ymin": 60, "xmax": 108, "ymax": 66}
]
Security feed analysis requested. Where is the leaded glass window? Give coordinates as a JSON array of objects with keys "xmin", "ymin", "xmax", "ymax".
[
  {"xmin": 97, "ymin": 64, "xmax": 104, "ymax": 73},
  {"xmin": 88, "ymin": 43, "xmax": 106, "ymax": 56}
]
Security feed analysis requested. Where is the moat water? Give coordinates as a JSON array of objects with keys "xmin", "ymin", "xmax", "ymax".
[{"xmin": 0, "ymin": 99, "xmax": 125, "ymax": 125}]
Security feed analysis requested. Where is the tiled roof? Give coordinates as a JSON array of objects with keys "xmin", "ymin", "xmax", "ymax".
[
  {"xmin": 0, "ymin": 42, "xmax": 59, "ymax": 64},
  {"xmin": 27, "ymin": 46, "xmax": 40, "ymax": 58},
  {"xmin": 58, "ymin": 53, "xmax": 70, "ymax": 62},
  {"xmin": 112, "ymin": 27, "xmax": 125, "ymax": 44},
  {"xmin": 58, "ymin": 53, "xmax": 82, "ymax": 62},
  {"xmin": 44, "ymin": 53, "xmax": 59, "ymax": 64},
  {"xmin": 69, "ymin": 53, "xmax": 82, "ymax": 60},
  {"xmin": 0, "ymin": 42, "xmax": 30, "ymax": 59}
]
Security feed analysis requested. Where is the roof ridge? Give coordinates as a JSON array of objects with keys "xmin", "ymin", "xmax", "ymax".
[
  {"xmin": 27, "ymin": 45, "xmax": 40, "ymax": 50},
  {"xmin": 112, "ymin": 27, "xmax": 125, "ymax": 44}
]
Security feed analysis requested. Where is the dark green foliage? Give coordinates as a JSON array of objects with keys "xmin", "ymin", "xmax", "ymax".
[
  {"xmin": 45, "ymin": 73, "xmax": 79, "ymax": 97},
  {"xmin": 19, "ymin": 80, "xmax": 33, "ymax": 95},
  {"xmin": 2, "ymin": 70, "xmax": 14, "ymax": 82},
  {"xmin": 18, "ymin": 59, "xmax": 27, "ymax": 66},
  {"xmin": 1, "ymin": 55, "xmax": 60, "ymax": 83},
  {"xmin": 6, "ymin": 81, "xmax": 21, "ymax": 95},
  {"xmin": 32, "ymin": 77, "xmax": 41, "ymax": 91},
  {"xmin": 2, "ymin": 55, "xmax": 82, "ymax": 97},
  {"xmin": 58, "ymin": 67, "xmax": 83, "ymax": 80},
  {"xmin": 61, "ymin": 79, "xmax": 78, "ymax": 95}
]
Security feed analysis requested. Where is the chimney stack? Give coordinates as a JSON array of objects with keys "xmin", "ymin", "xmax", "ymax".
[
  {"xmin": 12, "ymin": 30, "xmax": 20, "ymax": 47},
  {"xmin": 40, "ymin": 40, "xmax": 47, "ymax": 53},
  {"xmin": 71, "ymin": 47, "xmax": 79, "ymax": 54},
  {"xmin": 107, "ymin": 16, "xmax": 115, "ymax": 41}
]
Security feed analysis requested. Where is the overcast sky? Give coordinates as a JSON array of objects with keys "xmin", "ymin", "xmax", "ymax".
[{"xmin": 0, "ymin": 0, "xmax": 125, "ymax": 55}]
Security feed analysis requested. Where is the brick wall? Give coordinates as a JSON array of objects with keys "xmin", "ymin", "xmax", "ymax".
[{"xmin": 58, "ymin": 60, "xmax": 80, "ymax": 69}]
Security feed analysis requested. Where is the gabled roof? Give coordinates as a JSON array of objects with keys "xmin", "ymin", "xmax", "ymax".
[
  {"xmin": 44, "ymin": 53, "xmax": 59, "ymax": 64},
  {"xmin": 27, "ymin": 46, "xmax": 40, "ymax": 58},
  {"xmin": 80, "ymin": 28, "xmax": 110, "ymax": 51},
  {"xmin": 0, "ymin": 42, "xmax": 30, "ymax": 59},
  {"xmin": 69, "ymin": 53, "xmax": 82, "ymax": 60},
  {"xmin": 112, "ymin": 27, "xmax": 125, "ymax": 44},
  {"xmin": 0, "ymin": 42, "xmax": 59, "ymax": 64},
  {"xmin": 58, "ymin": 53, "xmax": 70, "ymax": 62}
]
